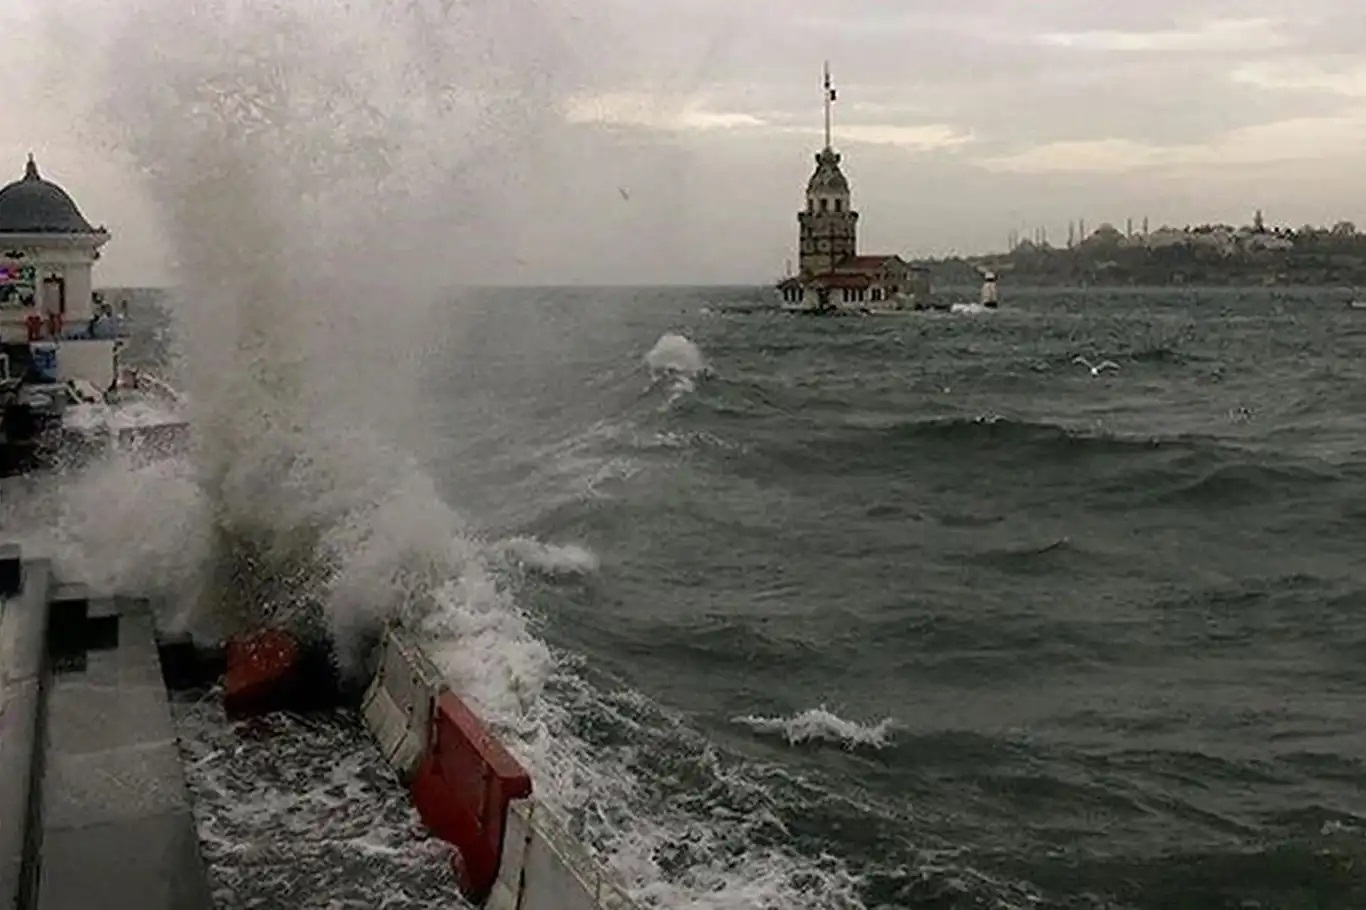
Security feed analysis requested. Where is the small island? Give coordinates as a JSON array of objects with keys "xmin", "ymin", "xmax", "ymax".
[{"xmin": 916, "ymin": 212, "xmax": 1366, "ymax": 288}]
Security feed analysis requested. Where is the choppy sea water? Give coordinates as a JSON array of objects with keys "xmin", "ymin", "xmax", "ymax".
[
  {"xmin": 420, "ymin": 286, "xmax": 1366, "ymax": 909},
  {"xmin": 37, "ymin": 286, "xmax": 1366, "ymax": 909},
  {"xmin": 171, "ymin": 693, "xmax": 460, "ymax": 909}
]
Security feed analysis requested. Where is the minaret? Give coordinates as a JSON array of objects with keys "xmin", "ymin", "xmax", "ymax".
[{"xmin": 796, "ymin": 62, "xmax": 857, "ymax": 276}]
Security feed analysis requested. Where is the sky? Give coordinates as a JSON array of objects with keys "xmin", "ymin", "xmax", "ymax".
[{"xmin": 4, "ymin": 0, "xmax": 1366, "ymax": 285}]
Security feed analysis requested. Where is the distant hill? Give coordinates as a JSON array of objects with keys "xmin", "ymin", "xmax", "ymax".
[{"xmin": 912, "ymin": 221, "xmax": 1366, "ymax": 288}]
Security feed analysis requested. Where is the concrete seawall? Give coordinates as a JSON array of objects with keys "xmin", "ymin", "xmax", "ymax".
[
  {"xmin": 0, "ymin": 547, "xmax": 49, "ymax": 909},
  {"xmin": 0, "ymin": 545, "xmax": 214, "ymax": 910}
]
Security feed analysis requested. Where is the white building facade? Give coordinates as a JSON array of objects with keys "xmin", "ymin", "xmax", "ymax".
[{"xmin": 0, "ymin": 155, "xmax": 118, "ymax": 387}]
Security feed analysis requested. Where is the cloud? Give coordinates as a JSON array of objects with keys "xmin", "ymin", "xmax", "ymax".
[
  {"xmin": 808, "ymin": 124, "xmax": 972, "ymax": 151},
  {"xmin": 563, "ymin": 92, "xmax": 767, "ymax": 132},
  {"xmin": 1231, "ymin": 59, "xmax": 1366, "ymax": 98},
  {"xmin": 1038, "ymin": 17, "xmax": 1288, "ymax": 53},
  {"xmin": 977, "ymin": 112, "xmax": 1366, "ymax": 174},
  {"xmin": 563, "ymin": 90, "xmax": 972, "ymax": 152}
]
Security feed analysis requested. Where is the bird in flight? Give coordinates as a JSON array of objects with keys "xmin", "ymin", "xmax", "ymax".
[{"xmin": 1073, "ymin": 356, "xmax": 1119, "ymax": 376}]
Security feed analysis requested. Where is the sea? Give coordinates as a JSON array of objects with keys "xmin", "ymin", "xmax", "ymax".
[{"xmin": 17, "ymin": 284, "xmax": 1366, "ymax": 909}]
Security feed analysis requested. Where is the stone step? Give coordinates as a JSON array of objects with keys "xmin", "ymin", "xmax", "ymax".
[{"xmin": 0, "ymin": 542, "xmax": 21, "ymax": 596}]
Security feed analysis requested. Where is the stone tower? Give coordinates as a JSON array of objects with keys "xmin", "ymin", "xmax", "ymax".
[
  {"xmin": 796, "ymin": 62, "xmax": 856, "ymax": 276},
  {"xmin": 797, "ymin": 147, "xmax": 857, "ymax": 276}
]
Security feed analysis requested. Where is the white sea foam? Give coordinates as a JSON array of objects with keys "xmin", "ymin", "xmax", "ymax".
[
  {"xmin": 646, "ymin": 332, "xmax": 709, "ymax": 402},
  {"xmin": 733, "ymin": 706, "xmax": 898, "ymax": 750},
  {"xmin": 498, "ymin": 536, "xmax": 601, "ymax": 578},
  {"xmin": 63, "ymin": 398, "xmax": 185, "ymax": 432},
  {"xmin": 949, "ymin": 302, "xmax": 992, "ymax": 315}
]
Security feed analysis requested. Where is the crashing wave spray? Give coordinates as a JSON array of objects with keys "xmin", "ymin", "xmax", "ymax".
[
  {"xmin": 19, "ymin": 3, "xmax": 889, "ymax": 907},
  {"xmin": 36, "ymin": 0, "xmax": 588, "ymax": 691}
]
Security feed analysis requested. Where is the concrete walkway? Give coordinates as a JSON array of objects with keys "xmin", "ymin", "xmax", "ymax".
[{"xmin": 0, "ymin": 546, "xmax": 213, "ymax": 910}]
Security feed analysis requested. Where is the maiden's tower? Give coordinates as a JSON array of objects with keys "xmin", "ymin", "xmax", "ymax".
[{"xmin": 776, "ymin": 64, "xmax": 928, "ymax": 312}]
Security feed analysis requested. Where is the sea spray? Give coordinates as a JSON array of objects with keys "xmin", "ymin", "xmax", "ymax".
[
  {"xmin": 15, "ymin": 3, "xmax": 894, "ymax": 906},
  {"xmin": 47, "ymin": 0, "xmax": 586, "ymax": 678}
]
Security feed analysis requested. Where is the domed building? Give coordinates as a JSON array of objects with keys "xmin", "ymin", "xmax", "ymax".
[
  {"xmin": 776, "ymin": 66, "xmax": 928, "ymax": 313},
  {"xmin": 0, "ymin": 154, "xmax": 117, "ymax": 387}
]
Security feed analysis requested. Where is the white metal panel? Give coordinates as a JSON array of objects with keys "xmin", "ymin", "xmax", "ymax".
[{"xmin": 360, "ymin": 627, "xmax": 441, "ymax": 781}]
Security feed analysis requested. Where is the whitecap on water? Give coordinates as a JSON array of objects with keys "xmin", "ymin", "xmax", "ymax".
[
  {"xmin": 732, "ymin": 706, "xmax": 898, "ymax": 751},
  {"xmin": 645, "ymin": 332, "xmax": 710, "ymax": 404}
]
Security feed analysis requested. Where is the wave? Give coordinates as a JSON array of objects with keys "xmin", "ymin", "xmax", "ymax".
[
  {"xmin": 741, "ymin": 415, "xmax": 1183, "ymax": 475},
  {"xmin": 733, "ymin": 707, "xmax": 896, "ymax": 751},
  {"xmin": 1149, "ymin": 461, "xmax": 1344, "ymax": 506},
  {"xmin": 497, "ymin": 535, "xmax": 601, "ymax": 578},
  {"xmin": 645, "ymin": 332, "xmax": 709, "ymax": 404},
  {"xmin": 968, "ymin": 537, "xmax": 1090, "ymax": 574},
  {"xmin": 724, "ymin": 412, "xmax": 1353, "ymax": 504}
]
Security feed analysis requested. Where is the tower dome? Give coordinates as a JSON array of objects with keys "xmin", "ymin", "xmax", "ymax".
[
  {"xmin": 0, "ymin": 155, "xmax": 99, "ymax": 234},
  {"xmin": 806, "ymin": 147, "xmax": 850, "ymax": 195}
]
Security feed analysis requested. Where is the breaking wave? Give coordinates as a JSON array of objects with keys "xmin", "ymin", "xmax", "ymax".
[
  {"xmin": 497, "ymin": 536, "xmax": 601, "ymax": 578},
  {"xmin": 645, "ymin": 332, "xmax": 709, "ymax": 403},
  {"xmin": 733, "ymin": 707, "xmax": 897, "ymax": 751}
]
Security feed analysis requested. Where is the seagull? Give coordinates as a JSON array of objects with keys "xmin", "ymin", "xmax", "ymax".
[
  {"xmin": 618, "ymin": 186, "xmax": 631, "ymax": 201},
  {"xmin": 1073, "ymin": 356, "xmax": 1119, "ymax": 376}
]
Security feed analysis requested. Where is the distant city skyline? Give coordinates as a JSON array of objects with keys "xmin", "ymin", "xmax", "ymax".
[{"xmin": 6, "ymin": 0, "xmax": 1366, "ymax": 286}]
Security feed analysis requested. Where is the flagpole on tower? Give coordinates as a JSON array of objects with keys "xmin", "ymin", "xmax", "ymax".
[{"xmin": 823, "ymin": 61, "xmax": 834, "ymax": 150}]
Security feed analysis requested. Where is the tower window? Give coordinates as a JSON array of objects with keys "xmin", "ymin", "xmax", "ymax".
[
  {"xmin": 820, "ymin": 198, "xmax": 828, "ymax": 213},
  {"xmin": 834, "ymin": 199, "xmax": 842, "ymax": 212}
]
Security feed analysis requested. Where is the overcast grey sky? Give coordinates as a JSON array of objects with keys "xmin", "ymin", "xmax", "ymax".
[{"xmin": 4, "ymin": 1, "xmax": 1365, "ymax": 285}]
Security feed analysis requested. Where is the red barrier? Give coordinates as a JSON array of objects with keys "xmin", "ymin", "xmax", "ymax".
[
  {"xmin": 408, "ymin": 691, "xmax": 533, "ymax": 902},
  {"xmin": 224, "ymin": 628, "xmax": 301, "ymax": 720}
]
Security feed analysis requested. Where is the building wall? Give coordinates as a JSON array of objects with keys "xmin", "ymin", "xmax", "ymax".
[
  {"xmin": 0, "ymin": 236, "xmax": 104, "ymax": 323},
  {"xmin": 798, "ymin": 208, "xmax": 858, "ymax": 274},
  {"xmin": 0, "ymin": 235, "xmax": 111, "ymax": 368}
]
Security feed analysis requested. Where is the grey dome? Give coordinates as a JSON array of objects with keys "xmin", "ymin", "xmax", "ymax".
[{"xmin": 0, "ymin": 156, "xmax": 99, "ymax": 234}]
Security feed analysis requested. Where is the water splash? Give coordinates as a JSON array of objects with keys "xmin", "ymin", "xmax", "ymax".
[
  {"xmin": 9, "ymin": 3, "xmax": 887, "ymax": 907},
  {"xmin": 41, "ymin": 0, "xmax": 586, "ymax": 675},
  {"xmin": 645, "ymin": 332, "xmax": 709, "ymax": 402}
]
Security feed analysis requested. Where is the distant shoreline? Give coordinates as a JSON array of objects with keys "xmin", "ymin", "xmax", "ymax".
[
  {"xmin": 917, "ymin": 276, "xmax": 1362, "ymax": 292},
  {"xmin": 95, "ymin": 281, "xmax": 1364, "ymax": 295},
  {"xmin": 915, "ymin": 229, "xmax": 1366, "ymax": 290}
]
